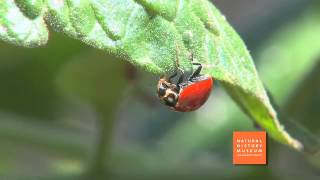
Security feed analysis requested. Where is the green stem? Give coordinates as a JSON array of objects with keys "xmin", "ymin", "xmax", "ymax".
[{"xmin": 87, "ymin": 105, "xmax": 116, "ymax": 177}]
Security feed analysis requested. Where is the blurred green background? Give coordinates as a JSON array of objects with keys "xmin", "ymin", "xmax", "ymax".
[{"xmin": 0, "ymin": 0, "xmax": 320, "ymax": 179}]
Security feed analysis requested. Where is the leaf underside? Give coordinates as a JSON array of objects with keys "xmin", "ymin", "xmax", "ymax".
[{"xmin": 0, "ymin": 0, "xmax": 303, "ymax": 150}]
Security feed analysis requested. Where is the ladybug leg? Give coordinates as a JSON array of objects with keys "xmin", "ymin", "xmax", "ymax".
[
  {"xmin": 189, "ymin": 62, "xmax": 202, "ymax": 80},
  {"xmin": 175, "ymin": 67, "xmax": 185, "ymax": 91},
  {"xmin": 168, "ymin": 71, "xmax": 178, "ymax": 83},
  {"xmin": 177, "ymin": 73, "xmax": 184, "ymax": 85},
  {"xmin": 177, "ymin": 67, "xmax": 185, "ymax": 83}
]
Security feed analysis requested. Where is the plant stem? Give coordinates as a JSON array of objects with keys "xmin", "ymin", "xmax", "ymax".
[{"xmin": 87, "ymin": 105, "xmax": 117, "ymax": 177}]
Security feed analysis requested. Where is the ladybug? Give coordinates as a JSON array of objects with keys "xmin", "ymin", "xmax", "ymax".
[{"xmin": 157, "ymin": 63, "xmax": 214, "ymax": 112}]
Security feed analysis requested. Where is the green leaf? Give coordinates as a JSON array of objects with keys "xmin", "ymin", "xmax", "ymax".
[
  {"xmin": 15, "ymin": 0, "xmax": 44, "ymax": 19},
  {"xmin": 257, "ymin": 9, "xmax": 320, "ymax": 154},
  {"xmin": 0, "ymin": 0, "xmax": 306, "ymax": 150},
  {"xmin": 0, "ymin": 0, "xmax": 48, "ymax": 47}
]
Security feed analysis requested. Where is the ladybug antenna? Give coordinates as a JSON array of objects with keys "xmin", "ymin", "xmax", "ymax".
[{"xmin": 168, "ymin": 67, "xmax": 184, "ymax": 85}]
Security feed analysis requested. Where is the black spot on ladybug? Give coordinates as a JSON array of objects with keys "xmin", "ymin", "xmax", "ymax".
[{"xmin": 158, "ymin": 86, "xmax": 166, "ymax": 97}]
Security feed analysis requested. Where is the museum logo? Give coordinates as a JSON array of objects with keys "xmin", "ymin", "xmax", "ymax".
[{"xmin": 233, "ymin": 131, "xmax": 267, "ymax": 165}]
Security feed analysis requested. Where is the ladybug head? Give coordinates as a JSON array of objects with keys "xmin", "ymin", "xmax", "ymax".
[{"xmin": 157, "ymin": 77, "xmax": 179, "ymax": 107}]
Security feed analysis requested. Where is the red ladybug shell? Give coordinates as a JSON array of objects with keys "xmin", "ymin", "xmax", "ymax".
[{"xmin": 173, "ymin": 75, "xmax": 214, "ymax": 112}]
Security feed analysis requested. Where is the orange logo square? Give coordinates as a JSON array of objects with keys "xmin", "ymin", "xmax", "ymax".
[{"xmin": 233, "ymin": 131, "xmax": 267, "ymax": 165}]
